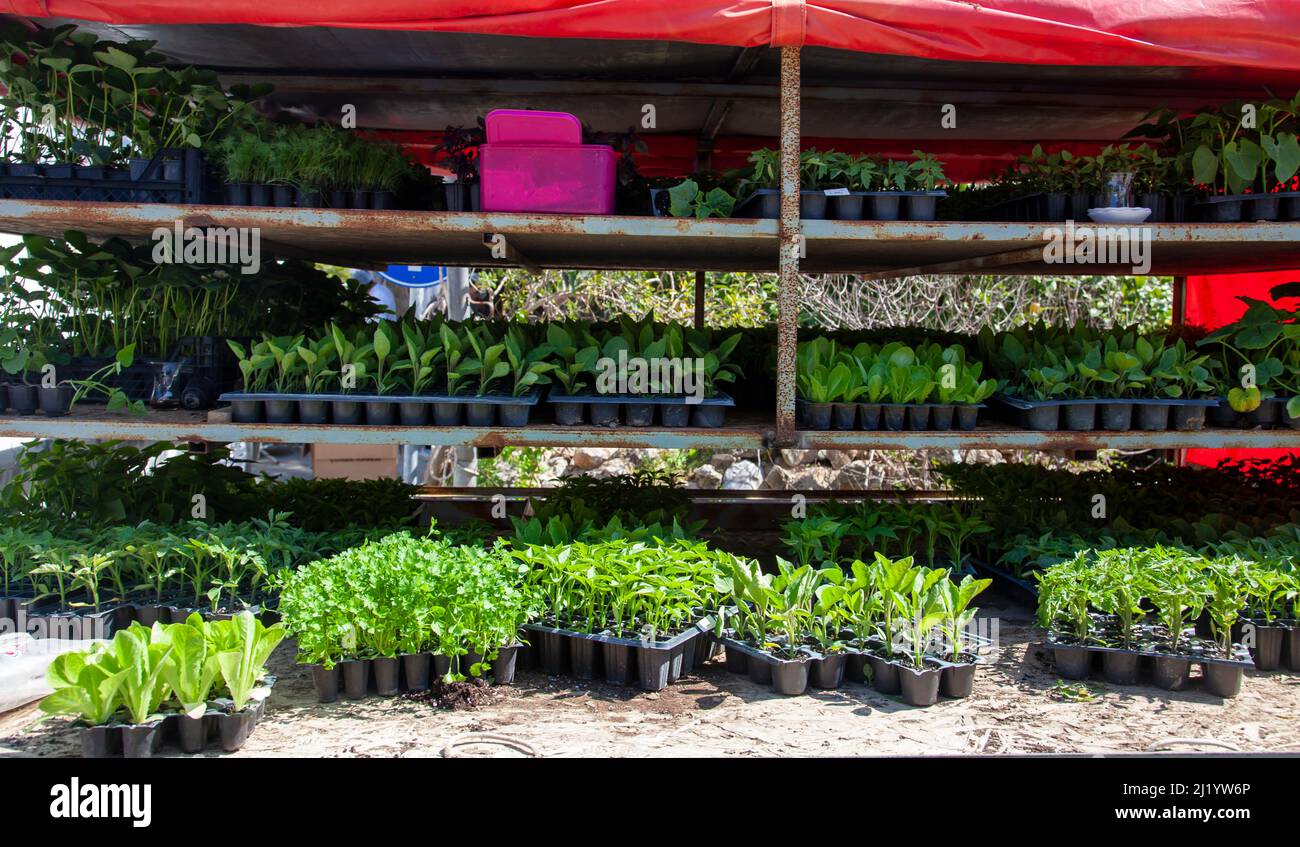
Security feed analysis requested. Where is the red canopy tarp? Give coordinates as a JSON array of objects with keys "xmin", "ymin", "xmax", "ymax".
[
  {"xmin": 6, "ymin": 1, "xmax": 1300, "ymax": 71},
  {"xmin": 1183, "ymin": 271, "xmax": 1300, "ymax": 469}
]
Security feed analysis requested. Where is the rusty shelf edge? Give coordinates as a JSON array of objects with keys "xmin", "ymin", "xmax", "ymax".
[{"xmin": 796, "ymin": 428, "xmax": 1300, "ymax": 450}]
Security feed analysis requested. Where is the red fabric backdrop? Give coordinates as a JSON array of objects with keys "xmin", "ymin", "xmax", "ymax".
[
  {"xmin": 5, "ymin": 1, "xmax": 1300, "ymax": 70},
  {"xmin": 1183, "ymin": 271, "xmax": 1300, "ymax": 468}
]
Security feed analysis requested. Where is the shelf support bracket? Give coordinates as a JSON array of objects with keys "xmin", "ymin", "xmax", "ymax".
[{"xmin": 775, "ymin": 45, "xmax": 802, "ymax": 446}]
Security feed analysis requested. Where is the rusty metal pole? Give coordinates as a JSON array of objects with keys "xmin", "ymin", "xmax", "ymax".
[
  {"xmin": 694, "ymin": 270, "xmax": 706, "ymax": 328},
  {"xmin": 774, "ymin": 46, "xmax": 802, "ymax": 446}
]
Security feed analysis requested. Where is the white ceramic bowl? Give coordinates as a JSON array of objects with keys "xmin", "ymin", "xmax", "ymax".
[{"xmin": 1087, "ymin": 207, "xmax": 1152, "ymax": 224}]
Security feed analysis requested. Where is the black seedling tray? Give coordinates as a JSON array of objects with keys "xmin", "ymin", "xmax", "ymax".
[
  {"xmin": 546, "ymin": 391, "xmax": 734, "ymax": 427},
  {"xmin": 219, "ymin": 182, "xmax": 397, "ymax": 210},
  {"xmin": 220, "ymin": 390, "xmax": 540, "ymax": 427},
  {"xmin": 990, "ymin": 394, "xmax": 1217, "ymax": 432},
  {"xmin": 1195, "ymin": 192, "xmax": 1299, "ymax": 222},
  {"xmin": 522, "ymin": 618, "xmax": 713, "ymax": 692},
  {"xmin": 1207, "ymin": 396, "xmax": 1300, "ymax": 429},
  {"xmin": 78, "ymin": 679, "xmax": 274, "ymax": 758},
  {"xmin": 733, "ymin": 188, "xmax": 946, "ymax": 221},
  {"xmin": 1046, "ymin": 636, "xmax": 1253, "ymax": 697},
  {"xmin": 797, "ymin": 399, "xmax": 983, "ymax": 431},
  {"xmin": 0, "ymin": 149, "xmax": 203, "ymax": 204}
]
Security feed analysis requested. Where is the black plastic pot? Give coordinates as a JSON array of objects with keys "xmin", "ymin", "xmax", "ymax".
[
  {"xmin": 178, "ymin": 714, "xmax": 209, "ymax": 754},
  {"xmin": 940, "ymin": 661, "xmax": 977, "ymax": 698},
  {"xmin": 882, "ymin": 405, "xmax": 906, "ymax": 431},
  {"xmin": 38, "ymin": 384, "xmax": 73, "ymax": 416},
  {"xmin": 1102, "ymin": 651, "xmax": 1141, "ymax": 685},
  {"xmin": 350, "ymin": 190, "xmax": 371, "ymax": 209},
  {"xmin": 80, "ymin": 725, "xmax": 122, "ymax": 758},
  {"xmin": 554, "ymin": 402, "xmax": 583, "ymax": 426},
  {"xmin": 1100, "ymin": 402, "xmax": 1133, "ymax": 431},
  {"xmin": 341, "ymin": 659, "xmax": 369, "ymax": 699},
  {"xmin": 401, "ymin": 653, "xmax": 431, "ymax": 691},
  {"xmin": 897, "ymin": 663, "xmax": 942, "ymax": 706},
  {"xmin": 432, "ymin": 654, "xmax": 452, "ymax": 680},
  {"xmin": 905, "ymin": 194, "xmax": 939, "ymax": 221},
  {"xmin": 804, "ymin": 402, "xmax": 832, "ymax": 430},
  {"xmin": 832, "ymin": 403, "xmax": 857, "ymax": 430},
  {"xmin": 866, "ymin": 654, "xmax": 901, "ymax": 694},
  {"xmin": 0, "ymin": 383, "xmax": 7, "ymax": 412},
  {"xmin": 1246, "ymin": 399, "xmax": 1280, "ymax": 426},
  {"xmin": 296, "ymin": 187, "xmax": 322, "ymax": 208},
  {"xmin": 224, "ymin": 182, "xmax": 249, "ymax": 205},
  {"xmin": 500, "ymin": 402, "xmax": 532, "ymax": 427},
  {"xmin": 1054, "ymin": 646, "xmax": 1092, "ymax": 680},
  {"xmin": 590, "ymin": 403, "xmax": 619, "ymax": 427},
  {"xmin": 1151, "ymin": 656, "xmax": 1191, "ymax": 691},
  {"xmin": 830, "ymin": 194, "xmax": 863, "ymax": 220},
  {"xmin": 845, "ymin": 652, "xmax": 868, "ymax": 683},
  {"xmin": 466, "ymin": 403, "xmax": 495, "ymax": 426},
  {"xmin": 1201, "ymin": 199, "xmax": 1243, "ymax": 222},
  {"xmin": 770, "ymin": 658, "xmax": 810, "ymax": 696},
  {"xmin": 1064, "ymin": 403, "xmax": 1097, "ymax": 431},
  {"xmin": 311, "ymin": 664, "xmax": 340, "ymax": 702},
  {"xmin": 372, "ymin": 656, "xmax": 400, "ymax": 695},
  {"xmin": 537, "ymin": 629, "xmax": 569, "ymax": 674},
  {"xmin": 624, "ymin": 402, "xmax": 654, "ymax": 427},
  {"xmin": 1136, "ymin": 403, "xmax": 1170, "ymax": 431},
  {"xmin": 328, "ymin": 189, "xmax": 349, "ymax": 209},
  {"xmin": 809, "ymin": 653, "xmax": 846, "ymax": 689},
  {"xmin": 954, "ymin": 405, "xmax": 980, "ymax": 431},
  {"xmin": 1248, "ymin": 623, "xmax": 1286, "ymax": 671},
  {"xmin": 747, "ymin": 653, "xmax": 773, "ymax": 685},
  {"xmin": 298, "ymin": 399, "xmax": 329, "ymax": 425},
  {"xmin": 228, "ymin": 398, "xmax": 262, "ymax": 423},
  {"xmin": 135, "ymin": 605, "xmax": 163, "ymax": 627},
  {"xmin": 1137, "ymin": 192, "xmax": 1167, "ymax": 222},
  {"xmin": 661, "ymin": 404, "xmax": 690, "ymax": 427},
  {"xmin": 1202, "ymin": 662, "xmax": 1243, "ymax": 698},
  {"xmin": 8, "ymin": 384, "xmax": 37, "ymax": 415},
  {"xmin": 264, "ymin": 399, "xmax": 296, "ymax": 423},
  {"xmin": 637, "ymin": 645, "xmax": 674, "ymax": 692},
  {"xmin": 857, "ymin": 403, "xmax": 882, "ymax": 430},
  {"xmin": 371, "ymin": 191, "xmax": 395, "ymax": 210},
  {"xmin": 331, "ymin": 400, "xmax": 363, "ymax": 425},
  {"xmin": 491, "ymin": 644, "xmax": 519, "ymax": 685},
  {"xmin": 272, "ymin": 185, "xmax": 295, "ymax": 207},
  {"xmin": 1172, "ymin": 404, "xmax": 1207, "ymax": 431},
  {"xmin": 365, "ymin": 401, "xmax": 396, "ymax": 426},
  {"xmin": 248, "ymin": 183, "xmax": 271, "ymax": 206},
  {"xmin": 1250, "ymin": 196, "xmax": 1280, "ymax": 221},
  {"xmin": 869, "ymin": 194, "xmax": 901, "ymax": 221},
  {"xmin": 906, "ymin": 405, "xmax": 930, "ymax": 430},
  {"xmin": 800, "ymin": 191, "xmax": 827, "ymax": 220},
  {"xmin": 692, "ymin": 405, "xmax": 726, "ymax": 427},
  {"xmin": 930, "ymin": 404, "xmax": 954, "ymax": 431},
  {"xmin": 1022, "ymin": 404, "xmax": 1060, "ymax": 430},
  {"xmin": 1069, "ymin": 192, "xmax": 1092, "ymax": 219},
  {"xmin": 570, "ymin": 637, "xmax": 599, "ymax": 679},
  {"xmin": 1210, "ymin": 400, "xmax": 1238, "ymax": 428},
  {"xmin": 122, "ymin": 723, "xmax": 163, "ymax": 758},
  {"xmin": 218, "ymin": 709, "xmax": 257, "ymax": 752},
  {"xmin": 724, "ymin": 646, "xmax": 749, "ymax": 675},
  {"xmin": 432, "ymin": 402, "xmax": 461, "ymax": 426},
  {"xmin": 391, "ymin": 402, "xmax": 426, "ymax": 426}
]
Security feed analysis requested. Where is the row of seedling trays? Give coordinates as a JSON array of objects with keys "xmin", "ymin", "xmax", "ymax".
[
  {"xmin": 548, "ymin": 392, "xmax": 733, "ymax": 428},
  {"xmin": 0, "ymin": 149, "xmax": 203, "ymax": 204},
  {"xmin": 977, "ymin": 192, "xmax": 1195, "ymax": 223},
  {"xmin": 219, "ymin": 181, "xmax": 397, "ymax": 210},
  {"xmin": 1210, "ymin": 396, "xmax": 1300, "ymax": 429},
  {"xmin": 742, "ymin": 189, "xmax": 947, "ymax": 221},
  {"xmin": 1195, "ymin": 192, "xmax": 1300, "ymax": 222},
  {"xmin": 222, "ymin": 392, "xmax": 540, "ymax": 427},
  {"xmin": 719, "ymin": 634, "xmax": 986, "ymax": 705},
  {"xmin": 307, "ymin": 644, "xmax": 520, "ymax": 702},
  {"xmin": 222, "ymin": 391, "xmax": 737, "ymax": 428},
  {"xmin": 0, "ymin": 383, "xmax": 74, "ymax": 416},
  {"xmin": 80, "ymin": 682, "xmax": 273, "ymax": 758},
  {"xmin": 523, "ymin": 620, "xmax": 716, "ymax": 692},
  {"xmin": 1, "ymin": 596, "xmax": 279, "ymax": 641},
  {"xmin": 799, "ymin": 400, "xmax": 982, "ymax": 431},
  {"xmin": 992, "ymin": 396, "xmax": 1220, "ymax": 432}
]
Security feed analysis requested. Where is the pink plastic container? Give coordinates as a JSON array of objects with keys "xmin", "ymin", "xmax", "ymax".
[
  {"xmin": 480, "ymin": 109, "xmax": 616, "ymax": 214},
  {"xmin": 485, "ymin": 109, "xmax": 583, "ymax": 145}
]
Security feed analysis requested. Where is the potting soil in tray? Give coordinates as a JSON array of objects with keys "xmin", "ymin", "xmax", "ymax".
[
  {"xmin": 990, "ymin": 394, "xmax": 1217, "ymax": 432},
  {"xmin": 545, "ymin": 391, "xmax": 734, "ymax": 428},
  {"xmin": 521, "ymin": 618, "xmax": 714, "ymax": 692},
  {"xmin": 219, "ymin": 391, "xmax": 541, "ymax": 427}
]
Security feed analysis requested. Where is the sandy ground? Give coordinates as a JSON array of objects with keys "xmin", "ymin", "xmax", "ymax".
[{"xmin": 4, "ymin": 596, "xmax": 1299, "ymax": 758}]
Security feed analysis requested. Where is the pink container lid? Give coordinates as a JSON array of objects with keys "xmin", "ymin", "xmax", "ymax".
[{"xmin": 485, "ymin": 109, "xmax": 583, "ymax": 145}]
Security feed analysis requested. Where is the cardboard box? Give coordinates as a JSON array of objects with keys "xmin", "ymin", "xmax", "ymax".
[{"xmin": 312, "ymin": 443, "xmax": 400, "ymax": 480}]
